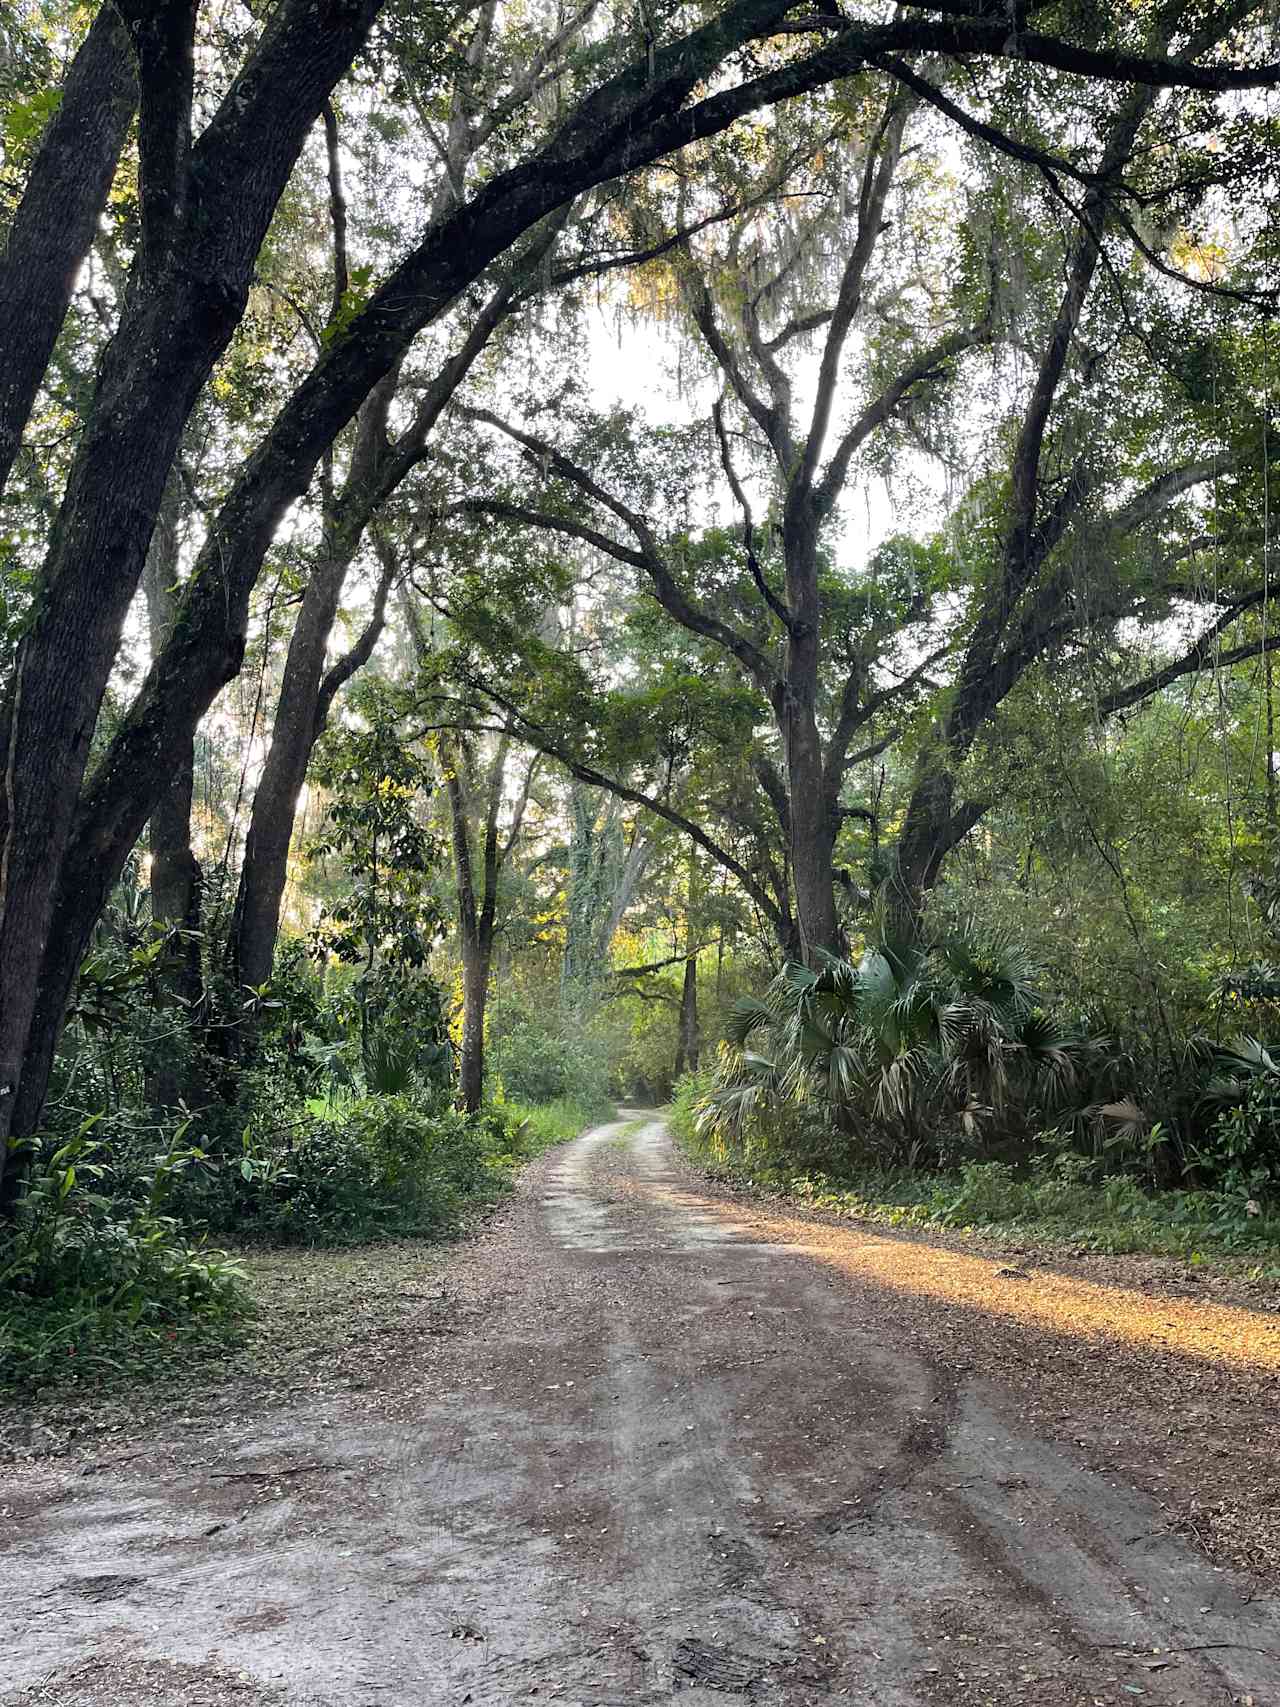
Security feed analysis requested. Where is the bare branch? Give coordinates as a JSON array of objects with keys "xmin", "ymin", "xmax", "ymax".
[
  {"xmin": 798, "ymin": 93, "xmax": 909, "ymax": 499},
  {"xmin": 459, "ymin": 675, "xmax": 786, "ymax": 928},
  {"xmin": 686, "ymin": 274, "xmax": 793, "ymax": 465},
  {"xmin": 501, "ymin": 752, "xmax": 542, "ymax": 864},
  {"xmin": 1099, "ymin": 590, "xmax": 1277, "ymax": 714},
  {"xmin": 321, "ymin": 100, "xmax": 349, "ymax": 322},
  {"xmin": 815, "ymin": 322, "xmax": 991, "ymax": 516},
  {"xmin": 615, "ymin": 942, "xmax": 720, "ymax": 978},
  {"xmin": 452, "ymin": 495, "xmax": 650, "ymax": 569},
  {"xmin": 312, "ymin": 536, "xmax": 398, "ymax": 738},
  {"xmin": 460, "ymin": 407, "xmax": 781, "ymax": 696},
  {"xmin": 712, "ymin": 399, "xmax": 793, "ymax": 632},
  {"xmin": 1111, "ymin": 459, "xmax": 1222, "ymax": 534}
]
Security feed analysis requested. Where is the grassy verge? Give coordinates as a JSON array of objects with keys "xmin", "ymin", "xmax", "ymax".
[
  {"xmin": 501, "ymin": 1095, "xmax": 615, "ymax": 1154},
  {"xmin": 1, "ymin": 1095, "xmax": 605, "ymax": 1400},
  {"xmin": 669, "ymin": 1101, "xmax": 1280, "ymax": 1278}
]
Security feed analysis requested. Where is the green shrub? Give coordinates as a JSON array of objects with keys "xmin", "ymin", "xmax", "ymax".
[
  {"xmin": 500, "ymin": 1094, "xmax": 612, "ymax": 1153},
  {"xmin": 495, "ymin": 1021, "xmax": 610, "ymax": 1109},
  {"xmin": 186, "ymin": 1094, "xmax": 508, "ymax": 1245},
  {"xmin": 673, "ymin": 1061, "xmax": 879, "ymax": 1179},
  {"xmin": 1190, "ymin": 1042, "xmax": 1280, "ymax": 1200},
  {"xmin": 669, "ymin": 1070, "xmax": 715, "ymax": 1147},
  {"xmin": 0, "ymin": 1121, "xmax": 248, "ymax": 1391},
  {"xmin": 700, "ymin": 929, "xmax": 1096, "ymax": 1170}
]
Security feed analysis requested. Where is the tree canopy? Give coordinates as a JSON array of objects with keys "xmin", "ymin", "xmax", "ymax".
[{"xmin": 0, "ymin": 0, "xmax": 1278, "ymax": 1259}]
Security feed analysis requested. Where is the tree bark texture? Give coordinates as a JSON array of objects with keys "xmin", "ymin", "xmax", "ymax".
[
  {"xmin": 139, "ymin": 477, "xmax": 204, "ymax": 1109},
  {"xmin": 458, "ymin": 940, "xmax": 493, "ymax": 1117},
  {"xmin": 673, "ymin": 954, "xmax": 699, "ymax": 1079},
  {"xmin": 0, "ymin": 5, "xmax": 137, "ymax": 501},
  {"xmin": 141, "ymin": 480, "xmax": 202, "ymax": 992},
  {"xmin": 442, "ymin": 735, "xmax": 505, "ymax": 1115},
  {"xmin": 228, "ymin": 554, "xmax": 348, "ymax": 998},
  {"xmin": 0, "ymin": 0, "xmax": 384, "ymax": 1160}
]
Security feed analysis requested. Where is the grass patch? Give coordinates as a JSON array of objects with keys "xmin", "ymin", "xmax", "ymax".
[{"xmin": 502, "ymin": 1095, "xmax": 614, "ymax": 1153}]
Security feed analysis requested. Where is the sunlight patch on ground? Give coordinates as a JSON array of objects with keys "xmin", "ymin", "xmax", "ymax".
[{"xmin": 659, "ymin": 1185, "xmax": 1280, "ymax": 1373}]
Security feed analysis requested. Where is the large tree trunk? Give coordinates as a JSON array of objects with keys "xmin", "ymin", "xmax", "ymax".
[
  {"xmin": 0, "ymin": 2, "xmax": 384, "ymax": 1175},
  {"xmin": 885, "ymin": 755, "xmax": 957, "ymax": 946},
  {"xmin": 141, "ymin": 482, "xmax": 202, "ymax": 987},
  {"xmin": 140, "ymin": 483, "xmax": 204, "ymax": 1109},
  {"xmin": 788, "ymin": 733, "xmax": 839, "ymax": 961},
  {"xmin": 782, "ymin": 506, "xmax": 841, "ymax": 962},
  {"xmin": 885, "ymin": 749, "xmax": 992, "ymax": 946},
  {"xmin": 0, "ymin": 7, "xmax": 136, "ymax": 501},
  {"xmin": 442, "ymin": 734, "xmax": 507, "ymax": 1116},
  {"xmin": 227, "ymin": 532, "xmax": 394, "ymax": 1014},
  {"xmin": 673, "ymin": 954, "xmax": 699, "ymax": 1079},
  {"xmin": 458, "ymin": 937, "xmax": 493, "ymax": 1116},
  {"xmin": 228, "ymin": 554, "xmax": 347, "ymax": 997}
]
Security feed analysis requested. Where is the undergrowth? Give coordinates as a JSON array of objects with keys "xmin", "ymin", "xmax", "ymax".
[
  {"xmin": 500, "ymin": 1093, "xmax": 615, "ymax": 1153},
  {"xmin": 0, "ymin": 1120, "xmax": 249, "ymax": 1393},
  {"xmin": 669, "ymin": 1076, "xmax": 1280, "ymax": 1273},
  {"xmin": 2, "ymin": 1094, "xmax": 608, "ymax": 1395}
]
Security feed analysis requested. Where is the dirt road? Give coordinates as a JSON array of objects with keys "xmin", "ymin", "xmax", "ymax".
[{"xmin": 5, "ymin": 1113, "xmax": 1280, "ymax": 1706}]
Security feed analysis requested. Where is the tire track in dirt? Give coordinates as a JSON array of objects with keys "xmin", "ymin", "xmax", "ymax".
[{"xmin": 5, "ymin": 1111, "xmax": 1279, "ymax": 1707}]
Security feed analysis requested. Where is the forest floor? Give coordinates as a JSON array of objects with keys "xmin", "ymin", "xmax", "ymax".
[{"xmin": 3, "ymin": 1111, "xmax": 1280, "ymax": 1707}]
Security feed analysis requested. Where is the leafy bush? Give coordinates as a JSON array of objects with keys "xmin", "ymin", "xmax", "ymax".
[
  {"xmin": 249, "ymin": 942, "xmax": 452, "ymax": 1104},
  {"xmin": 1192, "ymin": 1038, "xmax": 1280, "ymax": 1201},
  {"xmin": 669, "ymin": 1070, "xmax": 714, "ymax": 1147},
  {"xmin": 494, "ymin": 1020, "xmax": 611, "ymax": 1110},
  {"xmin": 161, "ymin": 1093, "xmax": 514, "ymax": 1246},
  {"xmin": 0, "ymin": 1121, "xmax": 248, "ymax": 1391},
  {"xmin": 699, "ymin": 927, "xmax": 1095, "ymax": 1168}
]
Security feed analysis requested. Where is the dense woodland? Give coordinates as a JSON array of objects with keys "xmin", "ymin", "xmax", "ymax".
[{"xmin": 1, "ymin": 0, "xmax": 1279, "ymax": 1383}]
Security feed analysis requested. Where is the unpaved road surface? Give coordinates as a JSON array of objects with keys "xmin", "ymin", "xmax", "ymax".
[{"xmin": 6, "ymin": 1113, "xmax": 1280, "ymax": 1706}]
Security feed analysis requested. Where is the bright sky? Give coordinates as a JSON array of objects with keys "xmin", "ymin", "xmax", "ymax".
[{"xmin": 584, "ymin": 304, "xmax": 914, "ymax": 572}]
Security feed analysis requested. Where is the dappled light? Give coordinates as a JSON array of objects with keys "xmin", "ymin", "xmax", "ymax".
[
  {"xmin": 650, "ymin": 1179, "xmax": 1280, "ymax": 1370},
  {"xmin": 4, "ymin": 2, "xmax": 1280, "ymax": 1697}
]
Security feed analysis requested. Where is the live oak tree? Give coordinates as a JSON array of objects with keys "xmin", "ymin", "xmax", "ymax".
[
  {"xmin": 451, "ymin": 86, "xmax": 996, "ymax": 958},
  {"xmin": 444, "ymin": 3, "xmax": 1280, "ymax": 958},
  {"xmin": 431, "ymin": 499, "xmax": 881, "ymax": 958},
  {"xmin": 0, "ymin": 0, "xmax": 394, "ymax": 1180},
  {"xmin": 884, "ymin": 9, "xmax": 1280, "ymax": 939},
  {"xmin": 225, "ymin": 16, "xmax": 584, "ymax": 1019},
  {"xmin": 1, "ymin": 0, "xmax": 1278, "ymax": 1210}
]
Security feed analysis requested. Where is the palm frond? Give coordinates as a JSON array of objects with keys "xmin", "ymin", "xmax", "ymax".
[{"xmin": 725, "ymin": 996, "xmax": 775, "ymax": 1048}]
